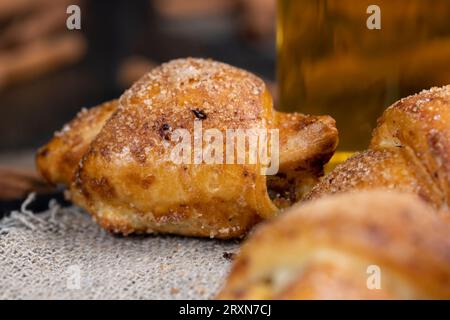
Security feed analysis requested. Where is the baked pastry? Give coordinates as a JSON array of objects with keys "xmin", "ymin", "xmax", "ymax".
[
  {"xmin": 37, "ymin": 100, "xmax": 118, "ymax": 186},
  {"xmin": 217, "ymin": 191, "xmax": 450, "ymax": 299},
  {"xmin": 305, "ymin": 85, "xmax": 450, "ymax": 210},
  {"xmin": 36, "ymin": 58, "xmax": 338, "ymax": 238}
]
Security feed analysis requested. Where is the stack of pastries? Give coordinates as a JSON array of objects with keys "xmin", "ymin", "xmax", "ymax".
[{"xmin": 36, "ymin": 58, "xmax": 450, "ymax": 299}]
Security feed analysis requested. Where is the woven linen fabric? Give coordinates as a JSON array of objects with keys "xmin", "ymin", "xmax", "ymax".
[{"xmin": 0, "ymin": 194, "xmax": 239, "ymax": 299}]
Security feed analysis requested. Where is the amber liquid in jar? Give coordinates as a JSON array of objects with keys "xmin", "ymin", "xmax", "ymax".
[{"xmin": 277, "ymin": 0, "xmax": 450, "ymax": 156}]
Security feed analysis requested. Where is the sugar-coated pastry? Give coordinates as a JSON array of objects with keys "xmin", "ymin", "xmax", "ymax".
[
  {"xmin": 36, "ymin": 100, "xmax": 117, "ymax": 186},
  {"xmin": 37, "ymin": 58, "xmax": 338, "ymax": 238}
]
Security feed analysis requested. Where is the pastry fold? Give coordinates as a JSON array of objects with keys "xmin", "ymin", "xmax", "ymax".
[{"xmin": 37, "ymin": 58, "xmax": 338, "ymax": 238}]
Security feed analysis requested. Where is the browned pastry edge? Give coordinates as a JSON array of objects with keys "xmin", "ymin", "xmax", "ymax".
[
  {"xmin": 372, "ymin": 85, "xmax": 450, "ymax": 207},
  {"xmin": 36, "ymin": 100, "xmax": 118, "ymax": 186},
  {"xmin": 304, "ymin": 148, "xmax": 441, "ymax": 208},
  {"xmin": 304, "ymin": 85, "xmax": 450, "ymax": 211},
  {"xmin": 269, "ymin": 112, "xmax": 338, "ymax": 207},
  {"xmin": 218, "ymin": 191, "xmax": 450, "ymax": 299}
]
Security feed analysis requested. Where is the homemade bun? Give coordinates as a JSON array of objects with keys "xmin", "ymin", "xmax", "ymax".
[{"xmin": 37, "ymin": 58, "xmax": 338, "ymax": 238}]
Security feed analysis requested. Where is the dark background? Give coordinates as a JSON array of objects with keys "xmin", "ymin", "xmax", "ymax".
[{"xmin": 0, "ymin": 0, "xmax": 275, "ymax": 152}]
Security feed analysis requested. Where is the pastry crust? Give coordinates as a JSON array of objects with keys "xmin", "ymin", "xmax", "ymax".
[
  {"xmin": 268, "ymin": 112, "xmax": 338, "ymax": 208},
  {"xmin": 36, "ymin": 100, "xmax": 117, "ymax": 186},
  {"xmin": 36, "ymin": 58, "xmax": 338, "ymax": 238},
  {"xmin": 305, "ymin": 85, "xmax": 450, "ymax": 210},
  {"xmin": 218, "ymin": 191, "xmax": 450, "ymax": 299},
  {"xmin": 305, "ymin": 149, "xmax": 441, "ymax": 207}
]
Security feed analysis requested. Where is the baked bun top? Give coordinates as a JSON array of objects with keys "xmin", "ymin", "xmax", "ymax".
[{"xmin": 218, "ymin": 191, "xmax": 450, "ymax": 299}]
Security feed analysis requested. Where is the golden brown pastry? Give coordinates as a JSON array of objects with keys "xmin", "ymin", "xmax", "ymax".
[
  {"xmin": 218, "ymin": 191, "xmax": 450, "ymax": 299},
  {"xmin": 305, "ymin": 85, "xmax": 450, "ymax": 210},
  {"xmin": 36, "ymin": 58, "xmax": 338, "ymax": 238},
  {"xmin": 269, "ymin": 111, "xmax": 337, "ymax": 208},
  {"xmin": 36, "ymin": 100, "xmax": 117, "ymax": 186}
]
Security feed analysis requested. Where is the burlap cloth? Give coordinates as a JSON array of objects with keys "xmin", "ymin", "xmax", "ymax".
[{"xmin": 0, "ymin": 194, "xmax": 239, "ymax": 299}]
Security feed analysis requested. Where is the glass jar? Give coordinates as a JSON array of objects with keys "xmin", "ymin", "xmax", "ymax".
[{"xmin": 277, "ymin": 0, "xmax": 450, "ymax": 153}]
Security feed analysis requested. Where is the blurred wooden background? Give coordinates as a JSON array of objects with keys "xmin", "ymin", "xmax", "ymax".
[{"xmin": 0, "ymin": 0, "xmax": 276, "ymax": 202}]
